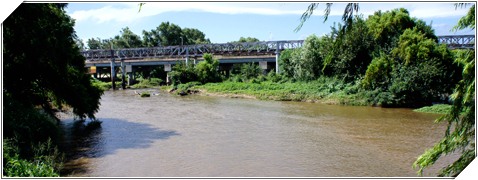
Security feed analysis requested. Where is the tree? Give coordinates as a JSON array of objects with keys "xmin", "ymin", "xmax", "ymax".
[
  {"xmin": 141, "ymin": 22, "xmax": 210, "ymax": 47},
  {"xmin": 238, "ymin": 37, "xmax": 260, "ymax": 43},
  {"xmin": 112, "ymin": 26, "xmax": 143, "ymax": 48},
  {"xmin": 322, "ymin": 15, "xmax": 374, "ymax": 80},
  {"xmin": 157, "ymin": 21, "xmax": 183, "ymax": 46},
  {"xmin": 3, "ymin": 3, "xmax": 103, "ymax": 120},
  {"xmin": 195, "ymin": 53, "xmax": 221, "ymax": 83},
  {"xmin": 414, "ymin": 4, "xmax": 475, "ymax": 176},
  {"xmin": 182, "ymin": 28, "xmax": 211, "ymax": 45},
  {"xmin": 86, "ymin": 37, "xmax": 103, "ymax": 49}
]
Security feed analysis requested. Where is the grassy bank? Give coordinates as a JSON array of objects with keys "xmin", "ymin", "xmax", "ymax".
[
  {"xmin": 190, "ymin": 77, "xmax": 371, "ymax": 106},
  {"xmin": 413, "ymin": 104, "xmax": 452, "ymax": 114}
]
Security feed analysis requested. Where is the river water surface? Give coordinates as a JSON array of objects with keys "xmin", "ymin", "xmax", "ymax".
[{"xmin": 61, "ymin": 89, "xmax": 456, "ymax": 177}]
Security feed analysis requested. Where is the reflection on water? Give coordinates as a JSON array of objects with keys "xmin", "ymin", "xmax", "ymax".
[{"xmin": 61, "ymin": 89, "xmax": 455, "ymax": 177}]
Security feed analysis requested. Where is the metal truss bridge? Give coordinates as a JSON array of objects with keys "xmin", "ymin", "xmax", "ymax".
[
  {"xmin": 82, "ymin": 35, "xmax": 474, "ymax": 62},
  {"xmin": 82, "ymin": 40, "xmax": 304, "ymax": 62},
  {"xmin": 437, "ymin": 35, "xmax": 475, "ymax": 49}
]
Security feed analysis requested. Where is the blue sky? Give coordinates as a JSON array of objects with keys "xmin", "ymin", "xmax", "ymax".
[{"xmin": 62, "ymin": 2, "xmax": 476, "ymax": 44}]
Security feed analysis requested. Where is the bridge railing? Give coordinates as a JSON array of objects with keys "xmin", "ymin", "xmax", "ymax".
[
  {"xmin": 82, "ymin": 40, "xmax": 305, "ymax": 61},
  {"xmin": 81, "ymin": 35, "xmax": 474, "ymax": 61},
  {"xmin": 437, "ymin": 35, "xmax": 475, "ymax": 49}
]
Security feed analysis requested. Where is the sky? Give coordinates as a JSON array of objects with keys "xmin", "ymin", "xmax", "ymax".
[{"xmin": 64, "ymin": 1, "xmax": 475, "ymax": 45}]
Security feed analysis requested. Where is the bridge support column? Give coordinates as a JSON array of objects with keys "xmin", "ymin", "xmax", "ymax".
[
  {"xmin": 110, "ymin": 53, "xmax": 116, "ymax": 90},
  {"xmin": 275, "ymin": 42, "xmax": 281, "ymax": 74},
  {"xmin": 121, "ymin": 59, "xmax": 126, "ymax": 89},
  {"xmin": 275, "ymin": 52, "xmax": 280, "ymax": 74},
  {"xmin": 185, "ymin": 47, "xmax": 189, "ymax": 65}
]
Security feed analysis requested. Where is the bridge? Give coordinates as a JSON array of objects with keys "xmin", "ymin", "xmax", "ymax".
[
  {"xmin": 83, "ymin": 35, "xmax": 474, "ymax": 88},
  {"xmin": 437, "ymin": 35, "xmax": 475, "ymax": 49},
  {"xmin": 83, "ymin": 35, "xmax": 474, "ymax": 66}
]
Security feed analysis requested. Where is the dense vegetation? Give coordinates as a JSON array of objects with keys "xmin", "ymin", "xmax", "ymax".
[
  {"xmin": 85, "ymin": 22, "xmax": 211, "ymax": 49},
  {"xmin": 412, "ymin": 4, "xmax": 475, "ymax": 177},
  {"xmin": 3, "ymin": 3, "xmax": 103, "ymax": 176}
]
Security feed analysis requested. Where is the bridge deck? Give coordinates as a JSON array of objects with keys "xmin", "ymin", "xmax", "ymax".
[{"xmin": 82, "ymin": 35, "xmax": 475, "ymax": 64}]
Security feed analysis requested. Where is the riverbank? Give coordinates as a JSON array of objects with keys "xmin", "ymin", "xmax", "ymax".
[{"xmin": 159, "ymin": 77, "xmax": 372, "ymax": 106}]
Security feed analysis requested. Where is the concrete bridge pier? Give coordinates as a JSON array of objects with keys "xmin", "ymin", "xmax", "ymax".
[
  {"xmin": 275, "ymin": 42, "xmax": 281, "ymax": 74},
  {"xmin": 110, "ymin": 56, "xmax": 116, "ymax": 90},
  {"xmin": 120, "ymin": 59, "xmax": 126, "ymax": 89}
]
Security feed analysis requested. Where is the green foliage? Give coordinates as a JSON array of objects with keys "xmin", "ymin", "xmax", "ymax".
[
  {"xmin": 288, "ymin": 35, "xmax": 324, "ymax": 81},
  {"xmin": 168, "ymin": 54, "xmax": 221, "ymax": 86},
  {"xmin": 278, "ymin": 49, "xmax": 296, "ymax": 78},
  {"xmin": 414, "ymin": 104, "xmax": 452, "ymax": 114},
  {"xmin": 235, "ymin": 37, "xmax": 260, "ymax": 43},
  {"xmin": 112, "ymin": 27, "xmax": 143, "ymax": 48},
  {"xmin": 324, "ymin": 16, "xmax": 374, "ymax": 79},
  {"xmin": 182, "ymin": 28, "xmax": 211, "ymax": 45},
  {"xmin": 168, "ymin": 61, "xmax": 198, "ymax": 86},
  {"xmin": 413, "ymin": 4, "xmax": 475, "ymax": 175},
  {"xmin": 362, "ymin": 54, "xmax": 392, "ymax": 90},
  {"xmin": 91, "ymin": 78, "xmax": 112, "ymax": 91},
  {"xmin": 361, "ymin": 25, "xmax": 458, "ymax": 107},
  {"xmin": 414, "ymin": 49, "xmax": 475, "ymax": 176},
  {"xmin": 3, "ymin": 3, "xmax": 103, "ymax": 119},
  {"xmin": 365, "ymin": 8, "xmax": 416, "ymax": 51},
  {"xmin": 176, "ymin": 81, "xmax": 202, "ymax": 95},
  {"xmin": 199, "ymin": 77, "xmax": 369, "ymax": 105},
  {"xmin": 3, "ymin": 96, "xmax": 61, "ymax": 155},
  {"xmin": 143, "ymin": 21, "xmax": 210, "ymax": 47},
  {"xmin": 140, "ymin": 91, "xmax": 151, "ymax": 97},
  {"xmin": 239, "ymin": 63, "xmax": 262, "ymax": 81},
  {"xmin": 3, "ymin": 139, "xmax": 62, "ymax": 177},
  {"xmin": 196, "ymin": 54, "xmax": 221, "ymax": 83},
  {"xmin": 131, "ymin": 78, "xmax": 163, "ymax": 88},
  {"xmin": 452, "ymin": 4, "xmax": 475, "ymax": 31}
]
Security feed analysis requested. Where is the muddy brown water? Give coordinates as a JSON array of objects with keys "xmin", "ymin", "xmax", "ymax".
[{"xmin": 60, "ymin": 89, "xmax": 457, "ymax": 177}]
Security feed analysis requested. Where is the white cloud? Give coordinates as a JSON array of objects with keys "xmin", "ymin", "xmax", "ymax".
[{"xmin": 68, "ymin": 2, "xmax": 471, "ymax": 24}]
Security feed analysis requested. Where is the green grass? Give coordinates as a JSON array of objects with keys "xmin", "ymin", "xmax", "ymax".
[
  {"xmin": 140, "ymin": 91, "xmax": 151, "ymax": 97},
  {"xmin": 131, "ymin": 78, "xmax": 163, "ymax": 89},
  {"xmin": 3, "ymin": 138, "xmax": 62, "ymax": 177},
  {"xmin": 193, "ymin": 77, "xmax": 370, "ymax": 106},
  {"xmin": 91, "ymin": 78, "xmax": 112, "ymax": 91},
  {"xmin": 414, "ymin": 104, "xmax": 452, "ymax": 114}
]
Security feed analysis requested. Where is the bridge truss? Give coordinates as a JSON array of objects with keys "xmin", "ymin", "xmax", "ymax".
[
  {"xmin": 81, "ymin": 35, "xmax": 474, "ymax": 61},
  {"xmin": 437, "ymin": 35, "xmax": 475, "ymax": 49},
  {"xmin": 82, "ymin": 40, "xmax": 304, "ymax": 61}
]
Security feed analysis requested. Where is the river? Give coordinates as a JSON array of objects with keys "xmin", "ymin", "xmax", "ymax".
[{"xmin": 60, "ymin": 89, "xmax": 456, "ymax": 177}]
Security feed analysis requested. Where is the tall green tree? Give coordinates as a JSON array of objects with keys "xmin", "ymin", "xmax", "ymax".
[
  {"xmin": 182, "ymin": 28, "xmax": 211, "ymax": 45},
  {"xmin": 86, "ymin": 37, "xmax": 103, "ymax": 49},
  {"xmin": 142, "ymin": 22, "xmax": 210, "ymax": 47},
  {"xmin": 322, "ymin": 16, "xmax": 374, "ymax": 80},
  {"xmin": 414, "ymin": 4, "xmax": 475, "ymax": 176},
  {"xmin": 3, "ymin": 3, "xmax": 103, "ymax": 119},
  {"xmin": 237, "ymin": 37, "xmax": 260, "ymax": 43},
  {"xmin": 112, "ymin": 26, "xmax": 143, "ymax": 48}
]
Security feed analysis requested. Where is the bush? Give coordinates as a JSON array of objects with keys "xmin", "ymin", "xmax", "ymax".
[
  {"xmin": 195, "ymin": 53, "xmax": 221, "ymax": 83},
  {"xmin": 3, "ymin": 139, "xmax": 62, "ymax": 177},
  {"xmin": 239, "ymin": 63, "xmax": 262, "ymax": 81},
  {"xmin": 414, "ymin": 104, "xmax": 452, "ymax": 114},
  {"xmin": 131, "ymin": 78, "xmax": 163, "ymax": 88},
  {"xmin": 168, "ymin": 62, "xmax": 198, "ymax": 86},
  {"xmin": 140, "ymin": 91, "xmax": 151, "ymax": 97},
  {"xmin": 91, "ymin": 78, "xmax": 112, "ymax": 91}
]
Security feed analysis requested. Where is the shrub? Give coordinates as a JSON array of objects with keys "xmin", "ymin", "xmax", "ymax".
[
  {"xmin": 140, "ymin": 91, "xmax": 151, "ymax": 97},
  {"xmin": 195, "ymin": 53, "xmax": 221, "ymax": 83},
  {"xmin": 3, "ymin": 139, "xmax": 62, "ymax": 177},
  {"xmin": 168, "ymin": 61, "xmax": 198, "ymax": 86}
]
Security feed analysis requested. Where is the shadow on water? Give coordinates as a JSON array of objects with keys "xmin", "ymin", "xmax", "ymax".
[{"xmin": 59, "ymin": 118, "xmax": 180, "ymax": 176}]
